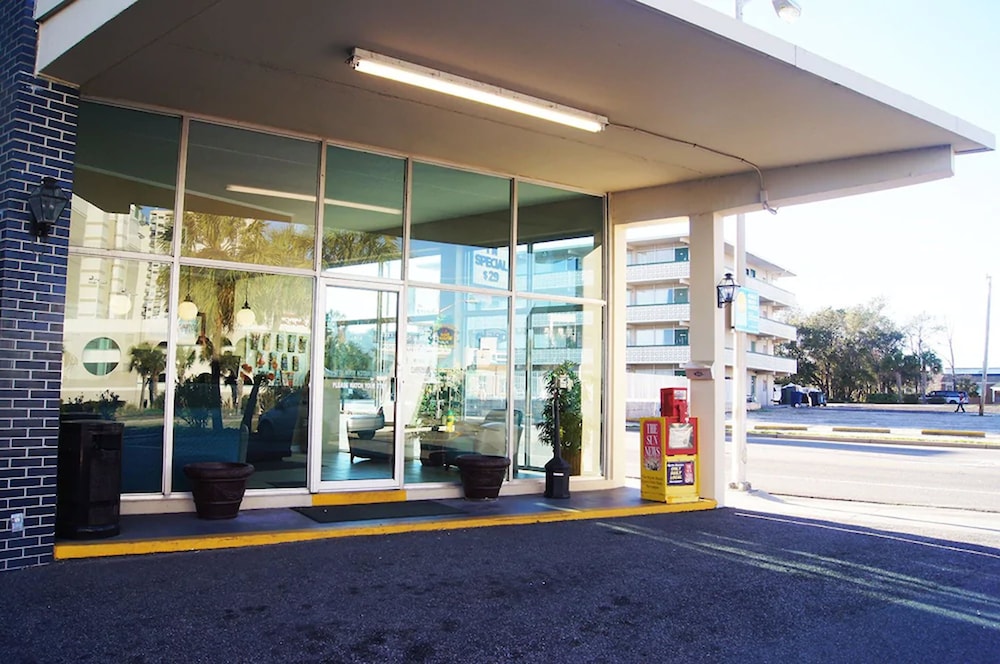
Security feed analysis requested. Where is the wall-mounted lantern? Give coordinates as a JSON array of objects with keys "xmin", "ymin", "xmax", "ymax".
[
  {"xmin": 27, "ymin": 177, "xmax": 71, "ymax": 238},
  {"xmin": 716, "ymin": 272, "xmax": 738, "ymax": 308}
]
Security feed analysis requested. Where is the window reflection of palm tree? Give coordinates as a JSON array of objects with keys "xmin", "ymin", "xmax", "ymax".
[{"xmin": 162, "ymin": 212, "xmax": 398, "ymax": 433}]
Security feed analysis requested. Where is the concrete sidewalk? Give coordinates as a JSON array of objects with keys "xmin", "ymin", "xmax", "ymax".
[{"xmin": 54, "ymin": 488, "xmax": 716, "ymax": 561}]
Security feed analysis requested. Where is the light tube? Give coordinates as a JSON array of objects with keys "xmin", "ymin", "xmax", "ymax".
[
  {"xmin": 349, "ymin": 48, "xmax": 607, "ymax": 133},
  {"xmin": 226, "ymin": 184, "xmax": 401, "ymax": 215}
]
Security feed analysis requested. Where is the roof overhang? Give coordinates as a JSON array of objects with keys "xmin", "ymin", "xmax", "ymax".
[{"xmin": 36, "ymin": 0, "xmax": 993, "ymax": 206}]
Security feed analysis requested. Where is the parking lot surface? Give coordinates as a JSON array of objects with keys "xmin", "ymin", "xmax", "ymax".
[{"xmin": 749, "ymin": 403, "xmax": 1000, "ymax": 434}]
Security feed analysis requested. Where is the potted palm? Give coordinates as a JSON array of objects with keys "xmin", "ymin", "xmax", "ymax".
[{"xmin": 537, "ymin": 361, "xmax": 583, "ymax": 475}]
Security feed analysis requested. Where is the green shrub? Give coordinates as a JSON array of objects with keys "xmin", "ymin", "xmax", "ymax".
[
  {"xmin": 866, "ymin": 393, "xmax": 899, "ymax": 404},
  {"xmin": 901, "ymin": 393, "xmax": 920, "ymax": 404}
]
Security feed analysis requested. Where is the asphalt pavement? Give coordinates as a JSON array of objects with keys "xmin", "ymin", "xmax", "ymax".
[
  {"xmin": 2, "ymin": 501, "xmax": 998, "ymax": 663},
  {"xmin": 3, "ymin": 404, "xmax": 998, "ymax": 662}
]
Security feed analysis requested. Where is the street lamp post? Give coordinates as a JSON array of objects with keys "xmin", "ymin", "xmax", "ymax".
[{"xmin": 980, "ymin": 275, "xmax": 992, "ymax": 416}]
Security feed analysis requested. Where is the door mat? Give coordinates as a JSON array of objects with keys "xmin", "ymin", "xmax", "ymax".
[{"xmin": 294, "ymin": 501, "xmax": 466, "ymax": 524}]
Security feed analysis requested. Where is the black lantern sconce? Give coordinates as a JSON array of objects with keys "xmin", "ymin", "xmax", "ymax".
[
  {"xmin": 27, "ymin": 177, "xmax": 71, "ymax": 238},
  {"xmin": 716, "ymin": 272, "xmax": 738, "ymax": 308}
]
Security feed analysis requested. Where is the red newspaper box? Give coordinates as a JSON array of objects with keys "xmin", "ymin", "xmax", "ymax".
[{"xmin": 660, "ymin": 387, "xmax": 689, "ymax": 422}]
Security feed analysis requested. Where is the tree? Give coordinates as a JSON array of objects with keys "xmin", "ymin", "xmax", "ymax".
[
  {"xmin": 905, "ymin": 313, "xmax": 945, "ymax": 400},
  {"xmin": 128, "ymin": 343, "xmax": 166, "ymax": 408},
  {"xmin": 779, "ymin": 299, "xmax": 931, "ymax": 403}
]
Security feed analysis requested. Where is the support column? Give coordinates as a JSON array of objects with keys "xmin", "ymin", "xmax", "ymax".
[
  {"xmin": 687, "ymin": 212, "xmax": 727, "ymax": 504},
  {"xmin": 731, "ymin": 215, "xmax": 748, "ymax": 490},
  {"xmin": 0, "ymin": 1, "xmax": 78, "ymax": 571}
]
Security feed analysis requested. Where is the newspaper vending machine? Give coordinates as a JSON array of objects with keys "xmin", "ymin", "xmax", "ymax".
[{"xmin": 639, "ymin": 388, "xmax": 699, "ymax": 503}]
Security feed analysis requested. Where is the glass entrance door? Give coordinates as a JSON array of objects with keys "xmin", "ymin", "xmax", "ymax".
[{"xmin": 313, "ymin": 283, "xmax": 400, "ymax": 487}]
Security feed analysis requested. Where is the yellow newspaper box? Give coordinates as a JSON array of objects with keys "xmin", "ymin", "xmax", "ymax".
[{"xmin": 639, "ymin": 416, "xmax": 699, "ymax": 503}]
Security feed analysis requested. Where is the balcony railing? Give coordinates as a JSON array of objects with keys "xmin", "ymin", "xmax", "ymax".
[
  {"xmin": 755, "ymin": 317, "xmax": 797, "ymax": 341},
  {"xmin": 626, "ymin": 303, "xmax": 690, "ymax": 324},
  {"xmin": 723, "ymin": 348, "xmax": 797, "ymax": 374},
  {"xmin": 625, "ymin": 345, "xmax": 690, "ymax": 364},
  {"xmin": 745, "ymin": 275, "xmax": 796, "ymax": 309},
  {"xmin": 626, "ymin": 261, "xmax": 690, "ymax": 283}
]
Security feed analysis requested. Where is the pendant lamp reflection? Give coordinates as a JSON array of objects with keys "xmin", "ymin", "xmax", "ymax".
[
  {"xmin": 109, "ymin": 290, "xmax": 132, "ymax": 316},
  {"xmin": 178, "ymin": 272, "xmax": 199, "ymax": 321},
  {"xmin": 235, "ymin": 281, "xmax": 255, "ymax": 328}
]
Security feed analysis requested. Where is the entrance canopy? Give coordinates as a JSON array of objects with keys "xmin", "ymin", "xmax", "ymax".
[{"xmin": 36, "ymin": 0, "xmax": 993, "ymax": 204}]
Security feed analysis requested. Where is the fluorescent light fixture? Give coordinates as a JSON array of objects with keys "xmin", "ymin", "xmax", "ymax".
[
  {"xmin": 226, "ymin": 184, "xmax": 401, "ymax": 215},
  {"xmin": 771, "ymin": 0, "xmax": 802, "ymax": 22},
  {"xmin": 348, "ymin": 47, "xmax": 608, "ymax": 133}
]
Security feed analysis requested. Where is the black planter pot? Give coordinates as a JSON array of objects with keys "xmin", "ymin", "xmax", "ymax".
[
  {"xmin": 183, "ymin": 462, "xmax": 255, "ymax": 519},
  {"xmin": 455, "ymin": 454, "xmax": 510, "ymax": 500}
]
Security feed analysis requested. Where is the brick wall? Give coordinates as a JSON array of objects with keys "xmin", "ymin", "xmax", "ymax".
[{"xmin": 0, "ymin": 0, "xmax": 78, "ymax": 571}]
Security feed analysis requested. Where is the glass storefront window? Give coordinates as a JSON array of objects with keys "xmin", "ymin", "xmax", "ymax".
[
  {"xmin": 71, "ymin": 102, "xmax": 180, "ymax": 253},
  {"xmin": 514, "ymin": 298, "xmax": 603, "ymax": 478},
  {"xmin": 410, "ymin": 163, "xmax": 511, "ymax": 289},
  {"xmin": 182, "ymin": 122, "xmax": 319, "ymax": 269},
  {"xmin": 516, "ymin": 183, "xmax": 603, "ymax": 299},
  {"xmin": 171, "ymin": 266, "xmax": 313, "ymax": 492},
  {"xmin": 67, "ymin": 102, "xmax": 608, "ymax": 497},
  {"xmin": 61, "ymin": 255, "xmax": 171, "ymax": 493},
  {"xmin": 403, "ymin": 288, "xmax": 510, "ymax": 483},
  {"xmin": 323, "ymin": 146, "xmax": 404, "ymax": 279}
]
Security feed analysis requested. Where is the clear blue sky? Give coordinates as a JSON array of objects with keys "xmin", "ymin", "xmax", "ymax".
[{"xmin": 692, "ymin": 0, "xmax": 999, "ymax": 369}]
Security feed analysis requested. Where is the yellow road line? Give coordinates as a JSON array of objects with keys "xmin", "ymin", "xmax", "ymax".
[
  {"xmin": 832, "ymin": 426, "xmax": 892, "ymax": 433},
  {"xmin": 921, "ymin": 429, "xmax": 986, "ymax": 438}
]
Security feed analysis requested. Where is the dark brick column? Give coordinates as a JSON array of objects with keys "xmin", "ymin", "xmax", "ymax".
[{"xmin": 0, "ymin": 0, "xmax": 78, "ymax": 571}]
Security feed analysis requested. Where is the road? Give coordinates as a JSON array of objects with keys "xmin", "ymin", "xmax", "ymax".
[
  {"xmin": 742, "ymin": 436, "xmax": 1000, "ymax": 512},
  {"xmin": 622, "ymin": 430, "xmax": 1000, "ymax": 512}
]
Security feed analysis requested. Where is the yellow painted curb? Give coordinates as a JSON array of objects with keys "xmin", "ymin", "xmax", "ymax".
[
  {"xmin": 312, "ymin": 490, "xmax": 408, "ymax": 506},
  {"xmin": 920, "ymin": 429, "xmax": 986, "ymax": 438},
  {"xmin": 54, "ymin": 500, "xmax": 716, "ymax": 560},
  {"xmin": 752, "ymin": 424, "xmax": 808, "ymax": 431},
  {"xmin": 832, "ymin": 426, "xmax": 891, "ymax": 434}
]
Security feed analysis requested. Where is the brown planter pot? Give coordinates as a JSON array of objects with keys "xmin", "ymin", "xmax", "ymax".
[
  {"xmin": 455, "ymin": 454, "xmax": 510, "ymax": 500},
  {"xmin": 183, "ymin": 462, "xmax": 255, "ymax": 519}
]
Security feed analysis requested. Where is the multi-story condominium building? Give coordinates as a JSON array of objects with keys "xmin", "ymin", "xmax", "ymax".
[{"xmin": 625, "ymin": 227, "xmax": 798, "ymax": 412}]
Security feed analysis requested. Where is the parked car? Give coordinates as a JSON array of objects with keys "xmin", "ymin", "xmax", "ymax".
[
  {"xmin": 248, "ymin": 388, "xmax": 386, "ymax": 461},
  {"xmin": 925, "ymin": 390, "xmax": 968, "ymax": 405}
]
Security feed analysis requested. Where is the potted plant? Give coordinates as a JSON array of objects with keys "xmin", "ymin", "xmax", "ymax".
[
  {"xmin": 183, "ymin": 461, "xmax": 255, "ymax": 519},
  {"xmin": 454, "ymin": 454, "xmax": 510, "ymax": 500},
  {"xmin": 536, "ymin": 361, "xmax": 583, "ymax": 475}
]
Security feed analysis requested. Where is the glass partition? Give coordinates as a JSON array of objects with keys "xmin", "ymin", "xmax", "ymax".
[
  {"xmin": 402, "ymin": 288, "xmax": 510, "ymax": 483},
  {"xmin": 323, "ymin": 146, "xmax": 404, "ymax": 279},
  {"xmin": 319, "ymin": 284, "xmax": 399, "ymax": 483},
  {"xmin": 514, "ymin": 298, "xmax": 603, "ymax": 477},
  {"xmin": 410, "ymin": 162, "xmax": 511, "ymax": 289},
  {"xmin": 516, "ymin": 183, "xmax": 603, "ymax": 299},
  {"xmin": 71, "ymin": 102, "xmax": 180, "ymax": 253},
  {"xmin": 171, "ymin": 266, "xmax": 313, "ymax": 492},
  {"xmin": 61, "ymin": 256, "xmax": 170, "ymax": 493},
  {"xmin": 182, "ymin": 122, "xmax": 320, "ymax": 269}
]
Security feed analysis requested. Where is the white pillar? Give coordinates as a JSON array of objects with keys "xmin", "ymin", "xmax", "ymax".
[
  {"xmin": 688, "ymin": 212, "xmax": 727, "ymax": 504},
  {"xmin": 608, "ymin": 219, "xmax": 629, "ymax": 484},
  {"xmin": 731, "ymin": 214, "xmax": 749, "ymax": 489}
]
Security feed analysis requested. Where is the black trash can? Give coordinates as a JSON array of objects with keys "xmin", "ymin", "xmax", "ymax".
[{"xmin": 56, "ymin": 419, "xmax": 124, "ymax": 539}]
